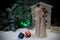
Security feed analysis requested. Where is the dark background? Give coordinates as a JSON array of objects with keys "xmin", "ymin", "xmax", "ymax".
[{"xmin": 0, "ymin": 0, "xmax": 59, "ymax": 26}]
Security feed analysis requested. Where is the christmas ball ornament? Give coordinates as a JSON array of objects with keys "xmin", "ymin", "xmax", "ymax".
[
  {"xmin": 18, "ymin": 32, "xmax": 24, "ymax": 39},
  {"xmin": 25, "ymin": 31, "xmax": 31, "ymax": 38}
]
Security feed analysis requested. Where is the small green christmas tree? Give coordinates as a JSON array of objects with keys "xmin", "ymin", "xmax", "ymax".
[{"xmin": 11, "ymin": 0, "xmax": 32, "ymax": 28}]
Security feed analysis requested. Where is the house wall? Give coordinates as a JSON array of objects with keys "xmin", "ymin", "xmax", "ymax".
[{"xmin": 31, "ymin": 2, "xmax": 53, "ymax": 29}]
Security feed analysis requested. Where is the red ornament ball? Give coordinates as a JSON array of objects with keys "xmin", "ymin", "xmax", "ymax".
[{"xmin": 25, "ymin": 31, "xmax": 31, "ymax": 38}]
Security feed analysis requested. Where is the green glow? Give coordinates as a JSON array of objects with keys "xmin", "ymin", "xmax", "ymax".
[{"xmin": 20, "ymin": 18, "xmax": 30, "ymax": 27}]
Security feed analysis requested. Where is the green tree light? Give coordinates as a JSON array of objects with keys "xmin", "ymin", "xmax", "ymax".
[{"xmin": 20, "ymin": 18, "xmax": 30, "ymax": 28}]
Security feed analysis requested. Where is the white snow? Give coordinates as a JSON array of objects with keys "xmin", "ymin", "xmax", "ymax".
[{"xmin": 0, "ymin": 28, "xmax": 60, "ymax": 40}]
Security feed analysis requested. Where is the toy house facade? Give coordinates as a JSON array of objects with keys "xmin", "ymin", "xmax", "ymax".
[{"xmin": 31, "ymin": 2, "xmax": 53, "ymax": 29}]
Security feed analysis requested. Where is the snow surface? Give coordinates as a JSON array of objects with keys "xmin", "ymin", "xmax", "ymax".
[{"xmin": 0, "ymin": 28, "xmax": 60, "ymax": 40}]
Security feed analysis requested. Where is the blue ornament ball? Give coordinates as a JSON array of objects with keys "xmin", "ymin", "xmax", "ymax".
[{"xmin": 18, "ymin": 32, "xmax": 24, "ymax": 39}]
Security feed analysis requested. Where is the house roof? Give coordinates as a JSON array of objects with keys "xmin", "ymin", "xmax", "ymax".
[{"xmin": 31, "ymin": 2, "xmax": 53, "ymax": 8}]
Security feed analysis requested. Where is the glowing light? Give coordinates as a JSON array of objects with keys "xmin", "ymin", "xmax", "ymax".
[{"xmin": 20, "ymin": 18, "xmax": 30, "ymax": 27}]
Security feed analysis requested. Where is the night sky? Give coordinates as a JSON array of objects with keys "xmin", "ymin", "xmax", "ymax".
[
  {"xmin": 0, "ymin": 0, "xmax": 59, "ymax": 26},
  {"xmin": 0, "ymin": 0, "xmax": 15, "ymax": 11}
]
